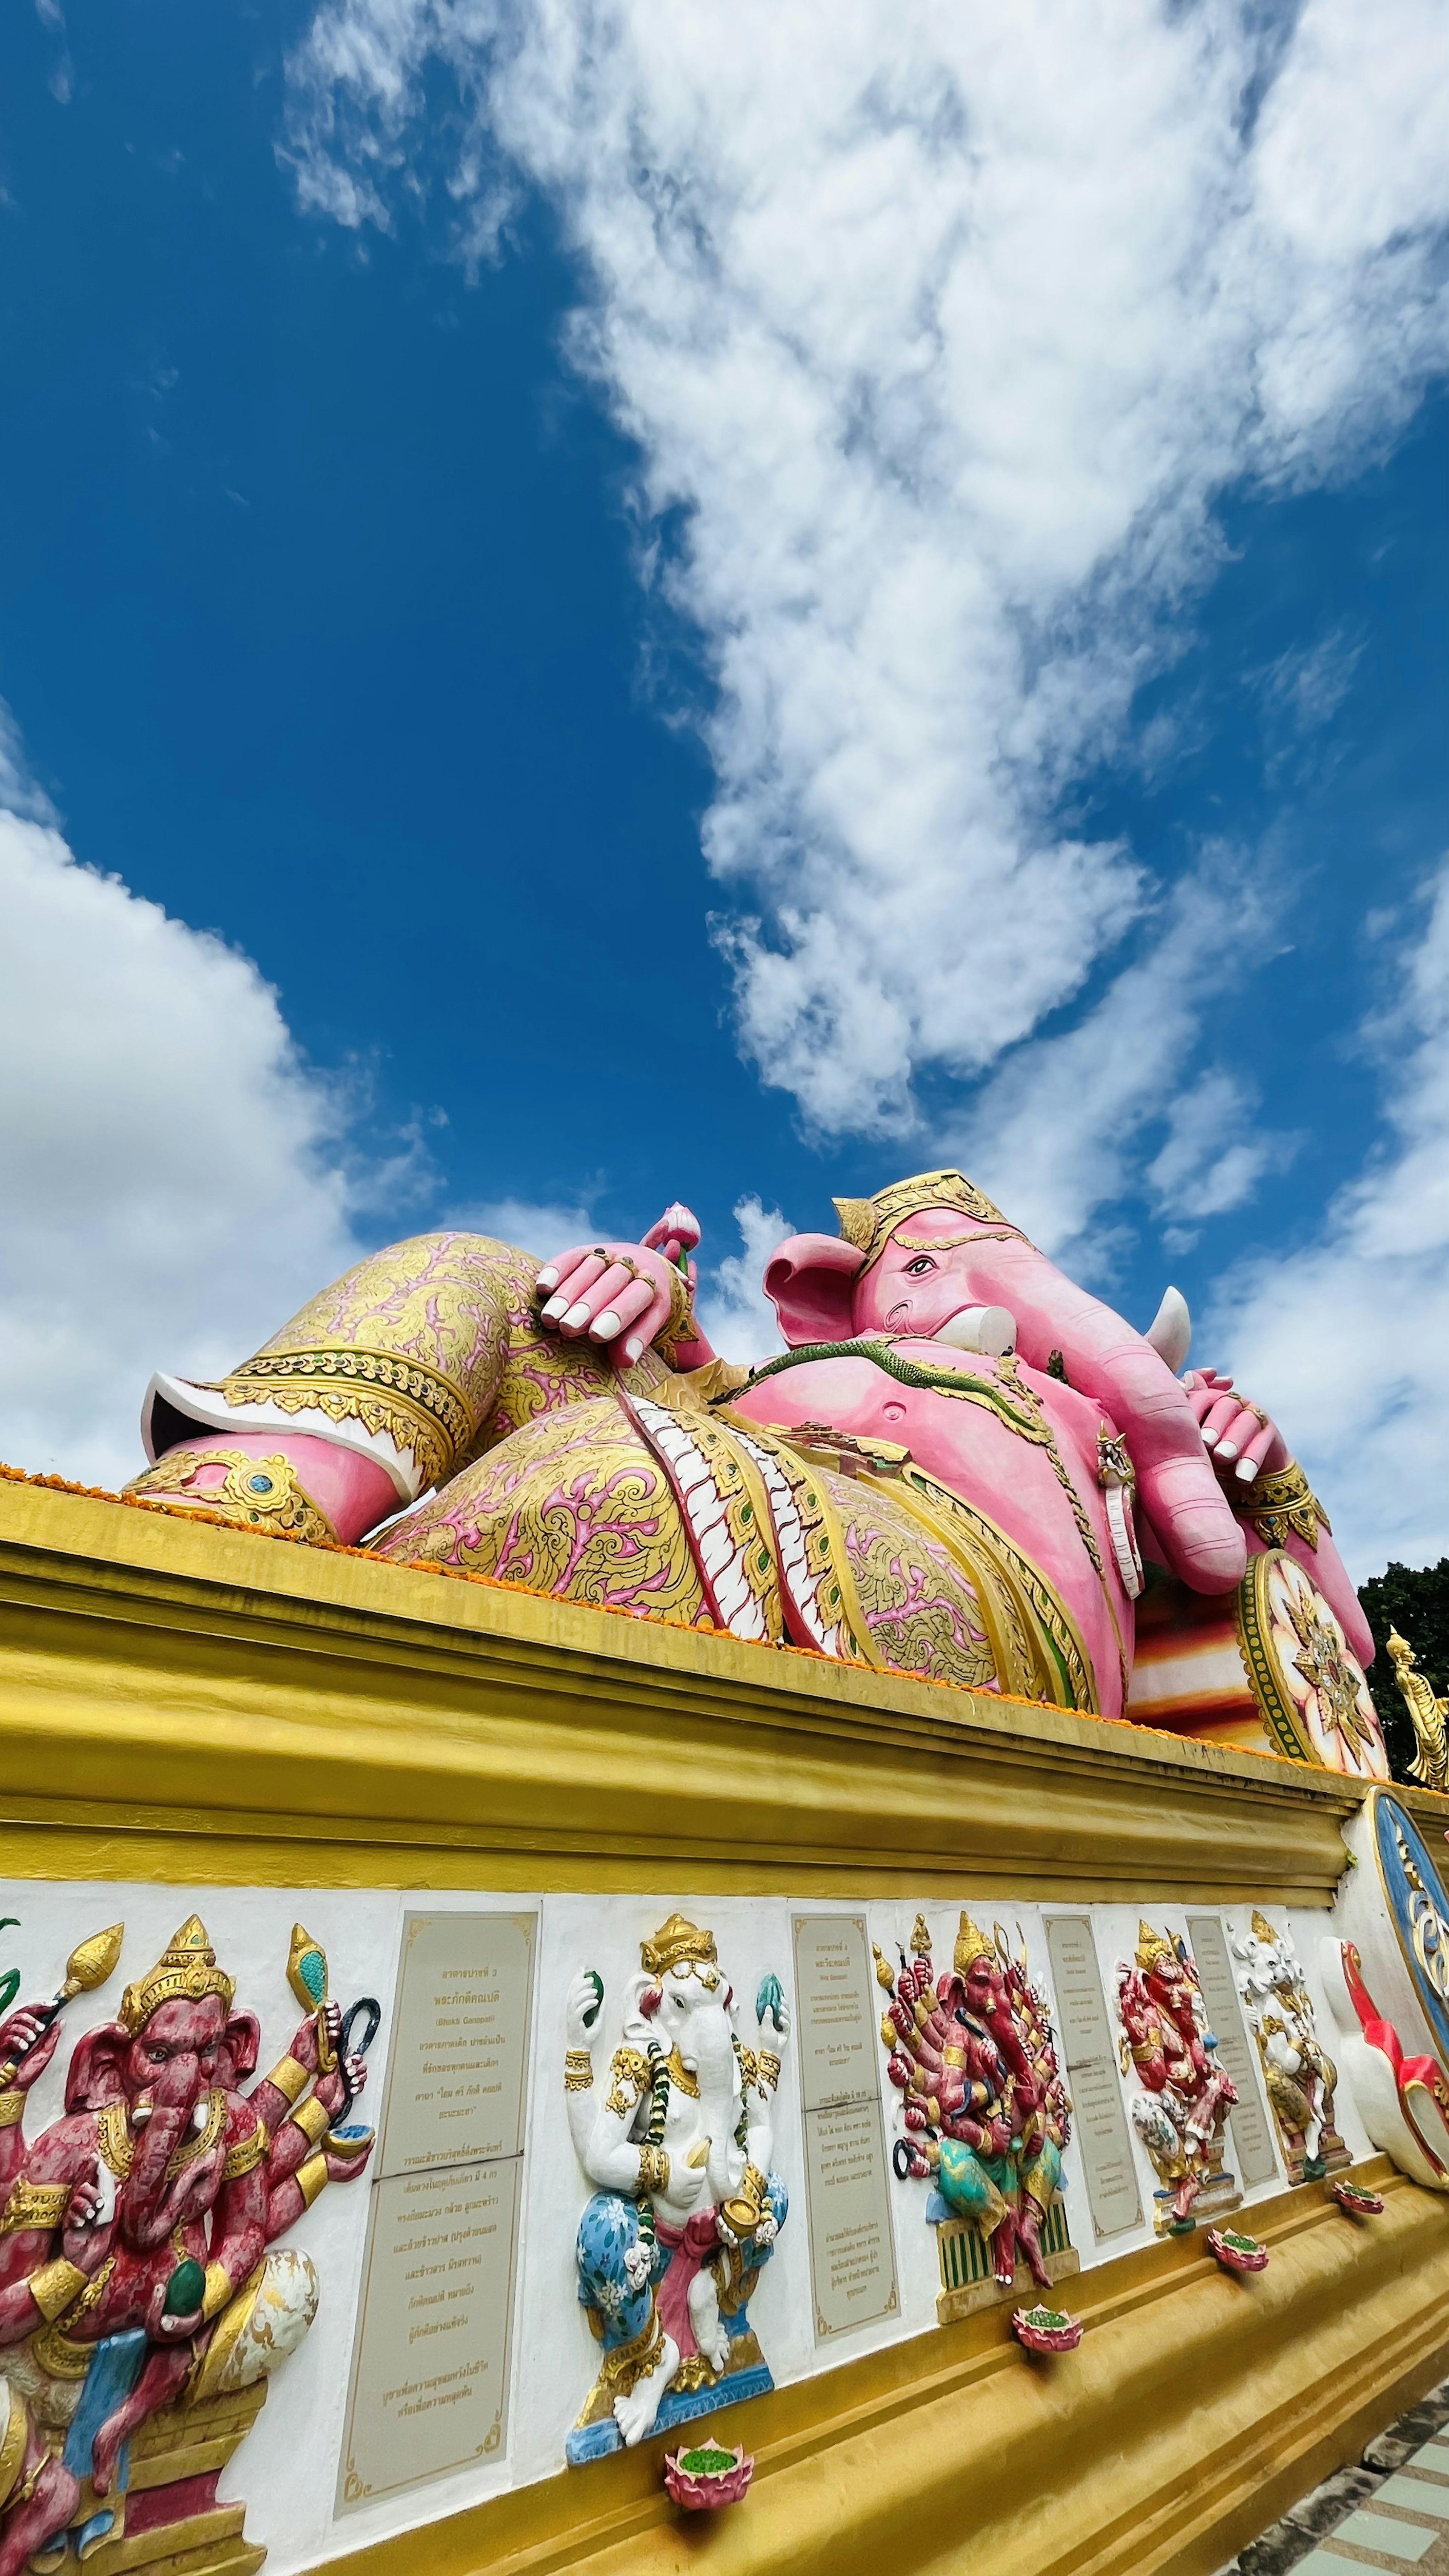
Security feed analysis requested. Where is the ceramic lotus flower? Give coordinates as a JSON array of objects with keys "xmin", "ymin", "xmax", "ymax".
[{"xmin": 663, "ymin": 2441, "xmax": 754, "ymax": 2510}]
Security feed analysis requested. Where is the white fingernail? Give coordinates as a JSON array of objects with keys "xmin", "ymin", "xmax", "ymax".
[
  {"xmin": 624, "ymin": 1336, "xmax": 643, "ymax": 1362},
  {"xmin": 536, "ymin": 1266, "xmax": 559, "ymax": 1291},
  {"xmin": 1200, "ymin": 1429, "xmax": 1218, "ymax": 1449},
  {"xmin": 1216, "ymin": 1440, "xmax": 1238, "ymax": 1463},
  {"xmin": 592, "ymin": 1311, "xmax": 621, "ymax": 1341},
  {"xmin": 542, "ymin": 1294, "xmax": 569, "ymax": 1321},
  {"xmin": 1235, "ymin": 1457, "xmax": 1258, "ymax": 1483},
  {"xmin": 562, "ymin": 1301, "xmax": 592, "ymax": 1329}
]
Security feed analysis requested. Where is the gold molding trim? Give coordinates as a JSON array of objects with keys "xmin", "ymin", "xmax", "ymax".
[{"xmin": 0, "ymin": 1477, "xmax": 1400, "ymax": 1902}]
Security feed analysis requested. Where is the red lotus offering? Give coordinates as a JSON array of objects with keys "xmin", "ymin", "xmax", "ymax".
[
  {"xmin": 1331, "ymin": 2178, "xmax": 1384, "ymax": 2216},
  {"xmin": 1011, "ymin": 2302, "xmax": 1083, "ymax": 2353},
  {"xmin": 1206, "ymin": 2226, "xmax": 1269, "ymax": 2273},
  {"xmin": 663, "ymin": 2441, "xmax": 754, "ymax": 2510}
]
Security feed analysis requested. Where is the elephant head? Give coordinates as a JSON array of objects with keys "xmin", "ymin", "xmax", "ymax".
[
  {"xmin": 763, "ymin": 1169, "xmax": 1246, "ymax": 1595},
  {"xmin": 624, "ymin": 1914, "xmax": 740, "ymax": 2105}
]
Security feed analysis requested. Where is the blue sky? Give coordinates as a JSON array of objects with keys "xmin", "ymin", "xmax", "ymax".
[{"xmin": 0, "ymin": 0, "xmax": 1445, "ymax": 1571}]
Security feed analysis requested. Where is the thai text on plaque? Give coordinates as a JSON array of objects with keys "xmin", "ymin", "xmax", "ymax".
[
  {"xmin": 338, "ymin": 1911, "xmax": 537, "ymax": 2510},
  {"xmin": 1043, "ymin": 1914, "xmax": 1142, "ymax": 2239},
  {"xmin": 792, "ymin": 1915, "xmax": 899, "ymax": 2341}
]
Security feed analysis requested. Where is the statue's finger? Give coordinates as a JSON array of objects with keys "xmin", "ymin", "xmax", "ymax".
[{"xmin": 591, "ymin": 1275, "xmax": 656, "ymax": 1344}]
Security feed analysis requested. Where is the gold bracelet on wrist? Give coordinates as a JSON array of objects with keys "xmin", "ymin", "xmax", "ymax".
[
  {"xmin": 1234, "ymin": 1456, "xmax": 1329, "ymax": 1552},
  {"xmin": 202, "ymin": 2261, "xmax": 234, "ymax": 2321},
  {"xmin": 295, "ymin": 2152, "xmax": 328, "ymax": 2209},
  {"xmin": 755, "ymin": 2050, "xmax": 781, "ymax": 2096},
  {"xmin": 564, "ymin": 2050, "xmax": 594, "ymax": 2093},
  {"xmin": 0, "ymin": 2092, "xmax": 26, "ymax": 2128},
  {"xmin": 636, "ymin": 2142, "xmax": 670, "ymax": 2195},
  {"xmin": 291, "ymin": 2094, "xmax": 331, "ymax": 2148},
  {"xmin": 267, "ymin": 2055, "xmax": 311, "ymax": 2107}
]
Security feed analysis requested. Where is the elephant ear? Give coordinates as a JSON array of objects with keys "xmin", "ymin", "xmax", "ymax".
[
  {"xmin": 65, "ymin": 2021, "xmax": 132, "ymax": 2113},
  {"xmin": 224, "ymin": 2011, "xmax": 261, "ymax": 2079},
  {"xmin": 763, "ymin": 1235, "xmax": 865, "ymax": 1347}
]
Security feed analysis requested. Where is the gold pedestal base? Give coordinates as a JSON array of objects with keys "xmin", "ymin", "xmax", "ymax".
[{"xmin": 76, "ymin": 2386, "xmax": 267, "ymax": 2576}]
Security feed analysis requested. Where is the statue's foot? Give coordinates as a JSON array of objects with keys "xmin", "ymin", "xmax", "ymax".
[
  {"xmin": 686, "ymin": 2269, "xmax": 732, "ymax": 2375},
  {"xmin": 614, "ymin": 2337, "xmax": 679, "ymax": 2448}
]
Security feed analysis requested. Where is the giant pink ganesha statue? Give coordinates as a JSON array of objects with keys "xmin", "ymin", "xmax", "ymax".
[{"xmin": 125, "ymin": 1171, "xmax": 1385, "ymax": 1769}]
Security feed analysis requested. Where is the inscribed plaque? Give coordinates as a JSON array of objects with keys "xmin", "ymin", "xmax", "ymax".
[
  {"xmin": 378, "ymin": 1912, "xmax": 535, "ymax": 2177},
  {"xmin": 793, "ymin": 1912, "xmax": 898, "ymax": 2341},
  {"xmin": 1186, "ymin": 1913, "xmax": 1279, "ymax": 2188},
  {"xmin": 338, "ymin": 2158, "xmax": 521, "ymax": 2507},
  {"xmin": 1044, "ymin": 1914, "xmax": 1141, "ymax": 2239},
  {"xmin": 338, "ymin": 1909, "xmax": 537, "ymax": 2513},
  {"xmin": 792, "ymin": 1913, "xmax": 875, "ymax": 2110},
  {"xmin": 802, "ymin": 2098, "xmax": 899, "ymax": 2338}
]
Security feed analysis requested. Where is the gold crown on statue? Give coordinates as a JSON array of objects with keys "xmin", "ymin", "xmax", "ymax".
[
  {"xmin": 1250, "ymin": 1910, "xmax": 1279, "ymax": 1944},
  {"xmin": 640, "ymin": 1915, "xmax": 718, "ymax": 1980},
  {"xmin": 954, "ymin": 1913, "xmax": 995, "ymax": 1974},
  {"xmin": 119, "ymin": 1916, "xmax": 234, "ymax": 2033},
  {"xmin": 1135, "ymin": 1920, "xmax": 1179, "ymax": 1976},
  {"xmin": 832, "ymin": 1171, "xmax": 1015, "ymax": 1277}
]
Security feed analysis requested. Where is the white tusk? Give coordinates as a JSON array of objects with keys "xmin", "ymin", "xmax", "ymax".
[
  {"xmin": 1145, "ymin": 1284, "xmax": 1191, "ymax": 1373},
  {"xmin": 934, "ymin": 1305, "xmax": 1016, "ymax": 1357}
]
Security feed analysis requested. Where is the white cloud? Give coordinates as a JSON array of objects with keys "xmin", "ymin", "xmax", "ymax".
[
  {"xmin": 285, "ymin": 0, "xmax": 1449, "ymax": 1142},
  {"xmin": 697, "ymin": 1194, "xmax": 791, "ymax": 1365},
  {"xmin": 445, "ymin": 1196, "xmax": 596, "ymax": 1258},
  {"xmin": 0, "ymin": 799, "xmax": 363, "ymax": 1488},
  {"xmin": 1204, "ymin": 859, "xmax": 1449, "ymax": 1578},
  {"xmin": 949, "ymin": 855, "xmax": 1285, "ymax": 1271}
]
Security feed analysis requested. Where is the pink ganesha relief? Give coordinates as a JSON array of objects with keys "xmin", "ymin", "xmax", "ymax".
[
  {"xmin": 0, "ymin": 1915, "xmax": 375, "ymax": 2573},
  {"xmin": 124, "ymin": 1168, "xmax": 1384, "ymax": 1770}
]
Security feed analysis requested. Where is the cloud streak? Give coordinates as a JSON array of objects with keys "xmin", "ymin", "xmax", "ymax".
[{"xmin": 285, "ymin": 0, "xmax": 1449, "ymax": 1147}]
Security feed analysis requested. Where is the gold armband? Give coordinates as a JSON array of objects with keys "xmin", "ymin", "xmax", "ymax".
[
  {"xmin": 222, "ymin": 2116, "xmax": 269, "ymax": 2181},
  {"xmin": 755, "ymin": 2050, "xmax": 781, "ymax": 2097},
  {"xmin": 291, "ymin": 2095, "xmax": 331, "ymax": 2148},
  {"xmin": 564, "ymin": 2050, "xmax": 594, "ymax": 2093},
  {"xmin": 295, "ymin": 2152, "xmax": 328, "ymax": 2209},
  {"xmin": 28, "ymin": 2258, "xmax": 88, "ymax": 2322},
  {"xmin": 636, "ymin": 2142, "xmax": 670, "ymax": 2195},
  {"xmin": 202, "ymin": 2261, "xmax": 234, "ymax": 2322},
  {"xmin": 266, "ymin": 2056, "xmax": 310, "ymax": 2108},
  {"xmin": 0, "ymin": 2093, "xmax": 26, "ymax": 2128}
]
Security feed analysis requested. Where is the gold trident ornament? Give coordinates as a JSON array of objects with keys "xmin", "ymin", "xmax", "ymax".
[{"xmin": 0, "ymin": 1922, "xmax": 126, "ymax": 2090}]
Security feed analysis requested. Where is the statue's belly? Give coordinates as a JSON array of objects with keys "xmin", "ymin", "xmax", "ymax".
[
  {"xmin": 371, "ymin": 1366, "xmax": 1119, "ymax": 1713},
  {"xmin": 729, "ymin": 1352, "xmax": 1130, "ymax": 1715}
]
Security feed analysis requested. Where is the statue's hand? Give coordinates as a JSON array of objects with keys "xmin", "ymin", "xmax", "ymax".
[
  {"xmin": 536, "ymin": 1214, "xmax": 697, "ymax": 1366},
  {"xmin": 1181, "ymin": 1369, "xmax": 1288, "ymax": 1483},
  {"xmin": 0, "ymin": 2003, "xmax": 60, "ymax": 2092},
  {"xmin": 622, "ymin": 2240, "xmax": 653, "ymax": 2292},
  {"xmin": 565, "ymin": 1969, "xmax": 603, "ymax": 2050},
  {"xmin": 754, "ymin": 1975, "xmax": 789, "ymax": 2051}
]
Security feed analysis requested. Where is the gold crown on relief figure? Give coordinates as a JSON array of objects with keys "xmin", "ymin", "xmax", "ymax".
[
  {"xmin": 954, "ymin": 1913, "xmax": 994, "ymax": 1974},
  {"xmin": 1250, "ymin": 1910, "xmax": 1279, "ymax": 1944},
  {"xmin": 119, "ymin": 1915, "xmax": 235, "ymax": 2034},
  {"xmin": 640, "ymin": 1915, "xmax": 718, "ymax": 1979},
  {"xmin": 1135, "ymin": 1920, "xmax": 1178, "ymax": 1975}
]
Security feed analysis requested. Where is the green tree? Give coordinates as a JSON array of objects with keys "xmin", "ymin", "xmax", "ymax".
[{"xmin": 1358, "ymin": 1559, "xmax": 1449, "ymax": 1785}]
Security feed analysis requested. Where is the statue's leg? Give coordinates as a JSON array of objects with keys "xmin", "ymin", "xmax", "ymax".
[
  {"xmin": 90, "ymin": 2343, "xmax": 191, "ymax": 2496},
  {"xmin": 575, "ymin": 2194, "xmax": 678, "ymax": 2449},
  {"xmin": 0, "ymin": 2453, "xmax": 80, "ymax": 2576},
  {"xmin": 127, "ymin": 1231, "xmax": 529, "ymax": 1544},
  {"xmin": 1017, "ymin": 2140, "xmax": 1063, "ymax": 2290}
]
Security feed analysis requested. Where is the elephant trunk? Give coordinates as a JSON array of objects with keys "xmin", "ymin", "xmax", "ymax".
[{"xmin": 119, "ymin": 2105, "xmax": 194, "ymax": 2250}]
